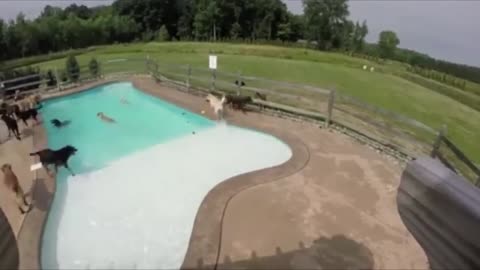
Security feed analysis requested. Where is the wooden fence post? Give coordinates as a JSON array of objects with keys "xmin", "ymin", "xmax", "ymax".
[
  {"xmin": 431, "ymin": 124, "xmax": 447, "ymax": 158},
  {"xmin": 325, "ymin": 89, "xmax": 335, "ymax": 128},
  {"xmin": 186, "ymin": 64, "xmax": 191, "ymax": 91},
  {"xmin": 211, "ymin": 69, "xmax": 216, "ymax": 91},
  {"xmin": 145, "ymin": 55, "xmax": 150, "ymax": 75},
  {"xmin": 236, "ymin": 71, "xmax": 242, "ymax": 95},
  {"xmin": 54, "ymin": 68, "xmax": 61, "ymax": 91}
]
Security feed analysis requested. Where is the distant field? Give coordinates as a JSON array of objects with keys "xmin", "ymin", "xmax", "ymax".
[{"xmin": 15, "ymin": 42, "xmax": 480, "ymax": 163}]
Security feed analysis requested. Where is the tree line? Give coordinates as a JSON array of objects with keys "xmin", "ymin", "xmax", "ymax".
[{"xmin": 0, "ymin": 0, "xmax": 479, "ymax": 85}]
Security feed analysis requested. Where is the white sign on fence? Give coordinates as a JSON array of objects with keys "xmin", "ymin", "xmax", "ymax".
[{"xmin": 209, "ymin": 55, "xmax": 217, "ymax": 70}]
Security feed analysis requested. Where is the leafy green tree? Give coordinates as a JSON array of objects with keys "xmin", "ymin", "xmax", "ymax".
[
  {"xmin": 156, "ymin": 25, "xmax": 170, "ymax": 41},
  {"xmin": 378, "ymin": 30, "xmax": 400, "ymax": 59},
  {"xmin": 352, "ymin": 20, "xmax": 368, "ymax": 52},
  {"xmin": 66, "ymin": 54, "xmax": 80, "ymax": 81},
  {"xmin": 303, "ymin": 0, "xmax": 349, "ymax": 50},
  {"xmin": 230, "ymin": 22, "xmax": 242, "ymax": 40},
  {"xmin": 0, "ymin": 19, "xmax": 7, "ymax": 61},
  {"xmin": 278, "ymin": 22, "xmax": 292, "ymax": 42},
  {"xmin": 193, "ymin": 1, "xmax": 219, "ymax": 40},
  {"xmin": 88, "ymin": 57, "xmax": 99, "ymax": 77}
]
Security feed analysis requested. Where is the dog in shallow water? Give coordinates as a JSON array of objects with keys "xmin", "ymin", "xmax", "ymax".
[
  {"xmin": 30, "ymin": 145, "xmax": 78, "ymax": 176},
  {"xmin": 1, "ymin": 114, "xmax": 21, "ymax": 140},
  {"xmin": 1, "ymin": 164, "xmax": 31, "ymax": 214},
  {"xmin": 205, "ymin": 94, "xmax": 226, "ymax": 120}
]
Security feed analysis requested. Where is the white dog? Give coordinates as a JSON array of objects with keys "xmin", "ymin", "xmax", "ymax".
[{"xmin": 205, "ymin": 93, "xmax": 226, "ymax": 120}]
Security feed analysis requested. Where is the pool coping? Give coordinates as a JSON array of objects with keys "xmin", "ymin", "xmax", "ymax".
[
  {"xmin": 17, "ymin": 79, "xmax": 126, "ymax": 269},
  {"xmin": 17, "ymin": 77, "xmax": 310, "ymax": 269}
]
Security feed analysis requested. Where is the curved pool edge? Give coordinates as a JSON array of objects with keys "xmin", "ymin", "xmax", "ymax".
[
  {"xmin": 180, "ymin": 128, "xmax": 309, "ymax": 270},
  {"xmin": 16, "ymin": 79, "xmax": 128, "ymax": 270},
  {"xmin": 17, "ymin": 114, "xmax": 53, "ymax": 270},
  {"xmin": 133, "ymin": 78, "xmax": 311, "ymax": 269},
  {"xmin": 16, "ymin": 77, "xmax": 310, "ymax": 270}
]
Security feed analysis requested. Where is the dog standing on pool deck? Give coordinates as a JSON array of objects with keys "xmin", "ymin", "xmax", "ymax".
[
  {"xmin": 1, "ymin": 164, "xmax": 32, "ymax": 214},
  {"xmin": 205, "ymin": 94, "xmax": 226, "ymax": 120},
  {"xmin": 1, "ymin": 114, "xmax": 21, "ymax": 140},
  {"xmin": 30, "ymin": 145, "xmax": 78, "ymax": 176},
  {"xmin": 14, "ymin": 107, "xmax": 39, "ymax": 126}
]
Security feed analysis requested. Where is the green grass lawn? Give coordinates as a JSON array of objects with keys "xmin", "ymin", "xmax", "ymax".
[{"xmin": 22, "ymin": 42, "xmax": 480, "ymax": 164}]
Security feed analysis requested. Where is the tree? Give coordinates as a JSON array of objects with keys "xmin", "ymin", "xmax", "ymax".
[
  {"xmin": 193, "ymin": 1, "xmax": 220, "ymax": 40},
  {"xmin": 0, "ymin": 19, "xmax": 7, "ymax": 61},
  {"xmin": 277, "ymin": 22, "xmax": 292, "ymax": 42},
  {"xmin": 303, "ymin": 0, "xmax": 350, "ymax": 50},
  {"xmin": 352, "ymin": 20, "xmax": 368, "ymax": 52},
  {"xmin": 288, "ymin": 14, "xmax": 305, "ymax": 41},
  {"xmin": 378, "ymin": 30, "xmax": 400, "ymax": 59},
  {"xmin": 156, "ymin": 25, "xmax": 170, "ymax": 41},
  {"xmin": 230, "ymin": 22, "xmax": 242, "ymax": 39},
  {"xmin": 88, "ymin": 57, "xmax": 99, "ymax": 77},
  {"xmin": 66, "ymin": 55, "xmax": 80, "ymax": 81}
]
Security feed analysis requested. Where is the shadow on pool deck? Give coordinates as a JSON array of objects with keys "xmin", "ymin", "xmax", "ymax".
[{"xmin": 196, "ymin": 235, "xmax": 374, "ymax": 270}]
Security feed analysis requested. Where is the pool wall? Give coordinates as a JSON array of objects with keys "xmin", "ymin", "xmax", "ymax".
[{"xmin": 16, "ymin": 77, "xmax": 309, "ymax": 270}]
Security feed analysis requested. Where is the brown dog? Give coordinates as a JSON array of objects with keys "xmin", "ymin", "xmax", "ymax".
[{"xmin": 1, "ymin": 164, "xmax": 31, "ymax": 214}]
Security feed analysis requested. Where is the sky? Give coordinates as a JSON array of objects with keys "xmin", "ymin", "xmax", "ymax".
[{"xmin": 0, "ymin": 0, "xmax": 479, "ymax": 67}]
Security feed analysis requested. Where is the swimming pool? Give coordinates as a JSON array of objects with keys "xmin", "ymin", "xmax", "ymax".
[{"xmin": 40, "ymin": 82, "xmax": 292, "ymax": 269}]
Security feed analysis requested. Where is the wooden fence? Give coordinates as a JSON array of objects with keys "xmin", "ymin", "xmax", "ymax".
[
  {"xmin": 144, "ymin": 58, "xmax": 479, "ymax": 185},
  {"xmin": 1, "ymin": 57, "xmax": 477, "ymax": 186}
]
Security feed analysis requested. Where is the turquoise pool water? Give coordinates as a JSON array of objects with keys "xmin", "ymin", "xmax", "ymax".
[
  {"xmin": 40, "ymin": 82, "xmax": 292, "ymax": 269},
  {"xmin": 41, "ymin": 82, "xmax": 213, "ymax": 173}
]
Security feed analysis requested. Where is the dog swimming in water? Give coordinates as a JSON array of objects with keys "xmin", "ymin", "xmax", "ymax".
[{"xmin": 51, "ymin": 119, "xmax": 71, "ymax": 128}]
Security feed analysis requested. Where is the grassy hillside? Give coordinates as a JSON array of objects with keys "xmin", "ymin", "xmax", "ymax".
[{"xmin": 18, "ymin": 42, "xmax": 480, "ymax": 163}]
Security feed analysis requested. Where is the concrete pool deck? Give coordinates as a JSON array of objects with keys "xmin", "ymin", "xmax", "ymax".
[{"xmin": 1, "ymin": 77, "xmax": 428, "ymax": 269}]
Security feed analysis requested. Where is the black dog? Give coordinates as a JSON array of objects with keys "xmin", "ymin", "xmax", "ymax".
[
  {"xmin": 1, "ymin": 114, "xmax": 21, "ymax": 140},
  {"xmin": 15, "ymin": 108, "xmax": 38, "ymax": 126},
  {"xmin": 30, "ymin": 145, "xmax": 78, "ymax": 176},
  {"xmin": 51, "ymin": 119, "xmax": 71, "ymax": 128},
  {"xmin": 226, "ymin": 95, "xmax": 253, "ymax": 111},
  {"xmin": 0, "ymin": 103, "xmax": 19, "ymax": 117},
  {"xmin": 234, "ymin": 80, "xmax": 246, "ymax": 87}
]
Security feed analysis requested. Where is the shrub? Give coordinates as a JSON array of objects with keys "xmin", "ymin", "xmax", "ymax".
[
  {"xmin": 156, "ymin": 25, "xmax": 170, "ymax": 42},
  {"xmin": 89, "ymin": 57, "xmax": 100, "ymax": 77},
  {"xmin": 46, "ymin": 70, "xmax": 57, "ymax": 86},
  {"xmin": 65, "ymin": 55, "xmax": 80, "ymax": 82}
]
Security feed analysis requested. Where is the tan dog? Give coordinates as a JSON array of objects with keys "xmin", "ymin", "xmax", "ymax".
[
  {"xmin": 17, "ymin": 94, "xmax": 41, "ymax": 110},
  {"xmin": 205, "ymin": 94, "xmax": 226, "ymax": 120},
  {"xmin": 97, "ymin": 112, "xmax": 116, "ymax": 123},
  {"xmin": 1, "ymin": 164, "xmax": 31, "ymax": 214}
]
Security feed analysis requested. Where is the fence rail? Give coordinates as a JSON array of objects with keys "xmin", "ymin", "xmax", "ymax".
[
  {"xmin": 145, "ymin": 58, "xmax": 479, "ymax": 186},
  {"xmin": 431, "ymin": 130, "xmax": 480, "ymax": 186}
]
